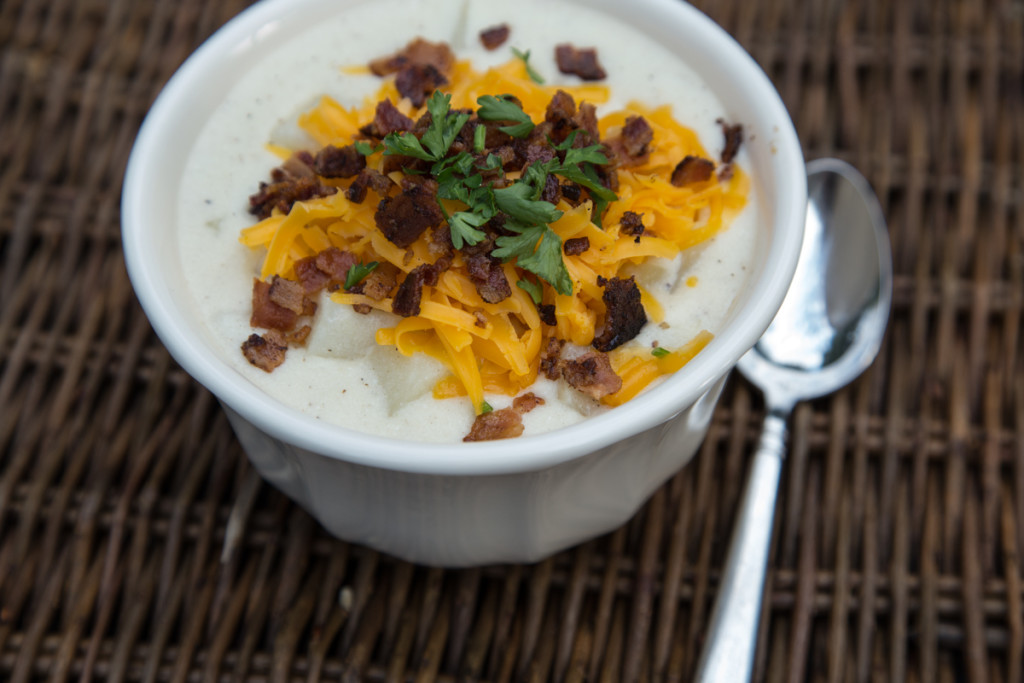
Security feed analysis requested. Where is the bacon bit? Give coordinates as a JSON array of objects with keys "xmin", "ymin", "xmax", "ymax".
[
  {"xmin": 479, "ymin": 24, "xmax": 510, "ymax": 50},
  {"xmin": 560, "ymin": 351, "xmax": 623, "ymax": 400},
  {"xmin": 392, "ymin": 261, "xmax": 445, "ymax": 317},
  {"xmin": 593, "ymin": 276, "xmax": 647, "ymax": 352},
  {"xmin": 606, "ymin": 115, "xmax": 653, "ymax": 168},
  {"xmin": 346, "ymin": 168, "xmax": 393, "ymax": 203},
  {"xmin": 563, "ymin": 236, "xmax": 590, "ymax": 255},
  {"xmin": 272, "ymin": 152, "xmax": 316, "ymax": 181},
  {"xmin": 267, "ymin": 276, "xmax": 307, "ymax": 314},
  {"xmin": 619, "ymin": 211, "xmax": 645, "ymax": 241},
  {"xmin": 560, "ymin": 182, "xmax": 582, "ymax": 203},
  {"xmin": 248, "ymin": 177, "xmax": 337, "ymax": 220},
  {"xmin": 620, "ymin": 116, "xmax": 653, "ymax": 157},
  {"xmin": 294, "ymin": 256, "xmax": 330, "ymax": 294},
  {"xmin": 463, "ymin": 408, "xmax": 524, "ymax": 442},
  {"xmin": 352, "ymin": 303, "xmax": 373, "ymax": 314},
  {"xmin": 545, "ymin": 90, "xmax": 578, "ymax": 142},
  {"xmin": 671, "ymin": 155, "xmax": 715, "ymax": 186},
  {"xmin": 241, "ymin": 332, "xmax": 287, "ymax": 372},
  {"xmin": 250, "ymin": 279, "xmax": 297, "ymax": 331},
  {"xmin": 395, "ymin": 64, "xmax": 448, "ymax": 107},
  {"xmin": 512, "ymin": 392, "xmax": 545, "ymax": 413},
  {"xmin": 369, "ymin": 38, "xmax": 455, "ymax": 78},
  {"xmin": 538, "ymin": 304, "xmax": 556, "ymax": 326},
  {"xmin": 465, "ymin": 252, "xmax": 511, "ymax": 304},
  {"xmin": 360, "ymin": 99, "xmax": 414, "ymax": 139},
  {"xmin": 554, "ymin": 44, "xmax": 607, "ymax": 81},
  {"xmin": 717, "ymin": 119, "xmax": 743, "ymax": 164},
  {"xmin": 314, "ymin": 144, "xmax": 366, "ymax": 178},
  {"xmin": 313, "ymin": 247, "xmax": 358, "ymax": 286},
  {"xmin": 428, "ymin": 223, "xmax": 455, "ymax": 258},
  {"xmin": 374, "ymin": 181, "xmax": 445, "ymax": 248},
  {"xmin": 353, "ymin": 263, "xmax": 399, "ymax": 300},
  {"xmin": 540, "ymin": 337, "xmax": 566, "ymax": 380},
  {"xmin": 541, "ymin": 174, "xmax": 562, "ymax": 204},
  {"xmin": 286, "ymin": 325, "xmax": 312, "ymax": 346},
  {"xmin": 575, "ymin": 102, "xmax": 600, "ymax": 142}
]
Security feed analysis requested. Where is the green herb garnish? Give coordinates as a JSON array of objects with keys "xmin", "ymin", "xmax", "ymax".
[
  {"xmin": 382, "ymin": 91, "xmax": 468, "ymax": 162},
  {"xmin": 354, "ymin": 140, "xmax": 382, "ymax": 156},
  {"xmin": 476, "ymin": 94, "xmax": 535, "ymax": 139},
  {"xmin": 480, "ymin": 401, "xmax": 494, "ymax": 414},
  {"xmin": 651, "ymin": 347, "xmax": 671, "ymax": 358},
  {"xmin": 493, "ymin": 225, "xmax": 573, "ymax": 296},
  {"xmin": 512, "ymin": 47, "xmax": 545, "ymax": 84},
  {"xmin": 516, "ymin": 278, "xmax": 544, "ymax": 305},
  {"xmin": 345, "ymin": 261, "xmax": 379, "ymax": 290}
]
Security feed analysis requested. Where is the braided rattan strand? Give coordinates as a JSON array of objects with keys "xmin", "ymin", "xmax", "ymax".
[{"xmin": 1, "ymin": 0, "xmax": 1022, "ymax": 680}]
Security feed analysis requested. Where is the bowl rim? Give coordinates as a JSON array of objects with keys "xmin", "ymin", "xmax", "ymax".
[{"xmin": 122, "ymin": 0, "xmax": 806, "ymax": 476}]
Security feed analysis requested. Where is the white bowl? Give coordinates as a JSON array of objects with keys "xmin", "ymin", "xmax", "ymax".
[{"xmin": 122, "ymin": 0, "xmax": 805, "ymax": 566}]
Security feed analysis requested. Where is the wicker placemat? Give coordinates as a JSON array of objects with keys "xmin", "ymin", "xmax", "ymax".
[{"xmin": 1, "ymin": 0, "xmax": 1022, "ymax": 680}]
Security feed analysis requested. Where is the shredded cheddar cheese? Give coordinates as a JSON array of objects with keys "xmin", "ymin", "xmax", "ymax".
[{"xmin": 239, "ymin": 57, "xmax": 748, "ymax": 413}]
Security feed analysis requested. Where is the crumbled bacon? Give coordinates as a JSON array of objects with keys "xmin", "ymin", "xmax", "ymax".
[
  {"xmin": 545, "ymin": 90, "xmax": 578, "ymax": 141},
  {"xmin": 560, "ymin": 350, "xmax": 623, "ymax": 399},
  {"xmin": 392, "ymin": 261, "xmax": 446, "ymax": 317},
  {"xmin": 541, "ymin": 90, "xmax": 601, "ymax": 147},
  {"xmin": 286, "ymin": 325, "xmax": 312, "ymax": 346},
  {"xmin": 479, "ymin": 24, "xmax": 510, "ymax": 50},
  {"xmin": 272, "ymin": 152, "xmax": 316, "ymax": 181},
  {"xmin": 575, "ymin": 102, "xmax": 599, "ymax": 142},
  {"xmin": 563, "ymin": 236, "xmax": 590, "ymax": 255},
  {"xmin": 346, "ymin": 168, "xmax": 393, "ymax": 203},
  {"xmin": 395, "ymin": 64, "xmax": 448, "ymax": 107},
  {"xmin": 554, "ymin": 44, "xmax": 607, "ymax": 81},
  {"xmin": 463, "ymin": 408, "xmax": 524, "ymax": 442},
  {"xmin": 607, "ymin": 116, "xmax": 653, "ymax": 167},
  {"xmin": 540, "ymin": 337, "xmax": 566, "ymax": 380},
  {"xmin": 671, "ymin": 155, "xmax": 715, "ymax": 186},
  {"xmin": 353, "ymin": 263, "xmax": 399, "ymax": 300},
  {"xmin": 619, "ymin": 211, "xmax": 644, "ymax": 240},
  {"xmin": 241, "ymin": 332, "xmax": 287, "ymax": 372},
  {"xmin": 513, "ymin": 392, "xmax": 545, "ymax": 413},
  {"xmin": 268, "ymin": 276, "xmax": 311, "ymax": 315},
  {"xmin": 248, "ymin": 177, "xmax": 337, "ymax": 220},
  {"xmin": 560, "ymin": 182, "xmax": 582, "ymax": 203},
  {"xmin": 250, "ymin": 278, "xmax": 298, "ymax": 331},
  {"xmin": 717, "ymin": 119, "xmax": 743, "ymax": 164},
  {"xmin": 314, "ymin": 144, "xmax": 366, "ymax": 178},
  {"xmin": 360, "ymin": 99, "xmax": 414, "ymax": 139},
  {"xmin": 538, "ymin": 304, "xmax": 556, "ymax": 326},
  {"xmin": 465, "ymin": 252, "xmax": 511, "ymax": 304},
  {"xmin": 374, "ymin": 180, "xmax": 445, "ymax": 248},
  {"xmin": 541, "ymin": 173, "xmax": 562, "ymax": 204},
  {"xmin": 314, "ymin": 247, "xmax": 358, "ymax": 285},
  {"xmin": 592, "ymin": 276, "xmax": 647, "ymax": 352},
  {"xmin": 294, "ymin": 255, "xmax": 332, "ymax": 294},
  {"xmin": 369, "ymin": 38, "xmax": 455, "ymax": 78}
]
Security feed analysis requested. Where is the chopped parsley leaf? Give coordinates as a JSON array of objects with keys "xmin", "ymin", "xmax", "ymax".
[
  {"xmin": 516, "ymin": 278, "xmax": 544, "ymax": 305},
  {"xmin": 512, "ymin": 47, "xmax": 545, "ymax": 84},
  {"xmin": 345, "ymin": 261, "xmax": 379, "ymax": 290},
  {"xmin": 651, "ymin": 346, "xmax": 671, "ymax": 358}
]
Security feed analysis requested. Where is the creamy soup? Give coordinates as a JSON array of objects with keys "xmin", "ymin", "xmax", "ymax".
[{"xmin": 177, "ymin": 0, "xmax": 759, "ymax": 442}]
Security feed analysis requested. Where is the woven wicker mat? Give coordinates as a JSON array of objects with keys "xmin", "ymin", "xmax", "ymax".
[{"xmin": 2, "ymin": 0, "xmax": 1023, "ymax": 680}]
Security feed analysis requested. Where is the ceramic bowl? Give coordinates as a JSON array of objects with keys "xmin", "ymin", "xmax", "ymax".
[{"xmin": 122, "ymin": 0, "xmax": 805, "ymax": 566}]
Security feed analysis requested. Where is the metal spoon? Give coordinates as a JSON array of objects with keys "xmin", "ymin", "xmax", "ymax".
[{"xmin": 695, "ymin": 158, "xmax": 892, "ymax": 681}]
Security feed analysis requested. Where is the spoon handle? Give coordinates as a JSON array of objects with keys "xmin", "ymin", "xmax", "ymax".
[{"xmin": 694, "ymin": 410, "xmax": 788, "ymax": 682}]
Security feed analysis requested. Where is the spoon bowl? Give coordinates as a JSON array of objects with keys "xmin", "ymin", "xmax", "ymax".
[
  {"xmin": 695, "ymin": 158, "xmax": 892, "ymax": 681},
  {"xmin": 740, "ymin": 158, "xmax": 893, "ymax": 411}
]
